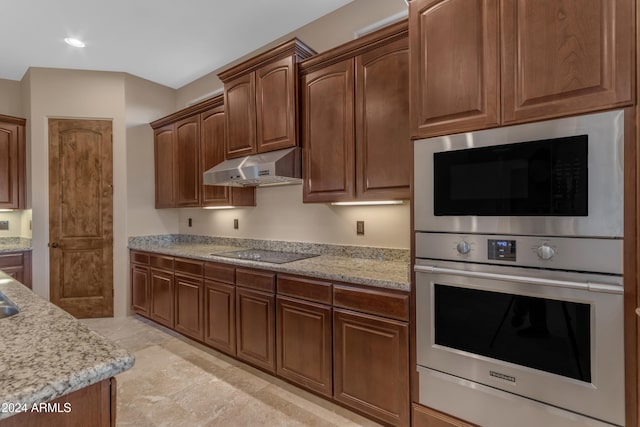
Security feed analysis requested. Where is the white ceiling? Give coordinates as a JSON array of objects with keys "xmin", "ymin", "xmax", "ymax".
[{"xmin": 0, "ymin": 0, "xmax": 354, "ymax": 89}]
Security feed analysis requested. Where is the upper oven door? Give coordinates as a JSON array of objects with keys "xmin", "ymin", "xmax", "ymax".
[{"xmin": 414, "ymin": 109, "xmax": 624, "ymax": 237}]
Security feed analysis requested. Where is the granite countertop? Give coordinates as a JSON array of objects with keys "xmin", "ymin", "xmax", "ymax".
[
  {"xmin": 129, "ymin": 235, "xmax": 411, "ymax": 292},
  {"xmin": 0, "ymin": 273, "xmax": 134, "ymax": 420},
  {"xmin": 0, "ymin": 237, "xmax": 32, "ymax": 254}
]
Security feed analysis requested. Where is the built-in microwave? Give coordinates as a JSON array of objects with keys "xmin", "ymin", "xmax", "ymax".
[{"xmin": 414, "ymin": 109, "xmax": 624, "ymax": 238}]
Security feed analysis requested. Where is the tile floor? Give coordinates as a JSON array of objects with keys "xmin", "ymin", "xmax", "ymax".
[{"xmin": 82, "ymin": 316, "xmax": 380, "ymax": 427}]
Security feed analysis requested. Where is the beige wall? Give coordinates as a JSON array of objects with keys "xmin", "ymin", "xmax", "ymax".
[
  {"xmin": 0, "ymin": 210, "xmax": 31, "ymax": 238},
  {"xmin": 0, "ymin": 78, "xmax": 22, "ymax": 117}
]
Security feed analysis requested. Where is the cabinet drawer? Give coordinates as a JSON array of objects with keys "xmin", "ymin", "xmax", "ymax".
[
  {"xmin": 277, "ymin": 274, "xmax": 332, "ymax": 304},
  {"xmin": 0, "ymin": 253, "xmax": 24, "ymax": 268},
  {"xmin": 174, "ymin": 257, "xmax": 204, "ymax": 277},
  {"xmin": 205, "ymin": 262, "xmax": 235, "ymax": 284},
  {"xmin": 333, "ymin": 284, "xmax": 409, "ymax": 321},
  {"xmin": 412, "ymin": 403, "xmax": 477, "ymax": 427},
  {"xmin": 236, "ymin": 268, "xmax": 275, "ymax": 292},
  {"xmin": 130, "ymin": 251, "xmax": 150, "ymax": 265},
  {"xmin": 150, "ymin": 254, "xmax": 174, "ymax": 270}
]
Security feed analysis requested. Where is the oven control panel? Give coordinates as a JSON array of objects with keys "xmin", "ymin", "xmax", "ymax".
[{"xmin": 415, "ymin": 232, "xmax": 622, "ymax": 275}]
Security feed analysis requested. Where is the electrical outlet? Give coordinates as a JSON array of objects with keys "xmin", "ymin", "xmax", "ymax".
[
  {"xmin": 356, "ymin": 221, "xmax": 364, "ymax": 235},
  {"xmin": 234, "ymin": 219, "xmax": 239, "ymax": 229},
  {"xmin": 188, "ymin": 217, "xmax": 192, "ymax": 227},
  {"xmin": 0, "ymin": 221, "xmax": 8, "ymax": 231}
]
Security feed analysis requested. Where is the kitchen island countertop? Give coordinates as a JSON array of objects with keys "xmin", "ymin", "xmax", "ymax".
[
  {"xmin": 0, "ymin": 273, "xmax": 134, "ymax": 420},
  {"xmin": 0, "ymin": 238, "xmax": 31, "ymax": 254}
]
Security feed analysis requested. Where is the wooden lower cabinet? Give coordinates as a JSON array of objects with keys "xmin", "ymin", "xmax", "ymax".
[
  {"xmin": 276, "ymin": 295, "xmax": 332, "ymax": 397},
  {"xmin": 149, "ymin": 268, "xmax": 174, "ymax": 328},
  {"xmin": 334, "ymin": 308, "xmax": 410, "ymax": 426},
  {"xmin": 412, "ymin": 404, "xmax": 477, "ymax": 427},
  {"xmin": 130, "ymin": 264, "xmax": 150, "ymax": 315},
  {"xmin": 236, "ymin": 287, "xmax": 276, "ymax": 373},
  {"xmin": 0, "ymin": 251, "xmax": 32, "ymax": 289},
  {"xmin": 204, "ymin": 280, "xmax": 236, "ymax": 355},
  {"xmin": 0, "ymin": 377, "xmax": 116, "ymax": 427},
  {"xmin": 174, "ymin": 273, "xmax": 204, "ymax": 341}
]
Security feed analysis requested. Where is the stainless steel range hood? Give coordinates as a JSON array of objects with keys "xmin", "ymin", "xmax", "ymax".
[{"xmin": 203, "ymin": 147, "xmax": 302, "ymax": 187}]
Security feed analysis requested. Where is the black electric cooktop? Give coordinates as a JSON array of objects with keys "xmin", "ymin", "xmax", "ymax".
[{"xmin": 214, "ymin": 249, "xmax": 319, "ymax": 264}]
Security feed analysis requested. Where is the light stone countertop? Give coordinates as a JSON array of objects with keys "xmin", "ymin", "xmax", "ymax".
[
  {"xmin": 0, "ymin": 238, "xmax": 31, "ymax": 254},
  {"xmin": 0, "ymin": 273, "xmax": 134, "ymax": 420},
  {"xmin": 129, "ymin": 239, "xmax": 411, "ymax": 292}
]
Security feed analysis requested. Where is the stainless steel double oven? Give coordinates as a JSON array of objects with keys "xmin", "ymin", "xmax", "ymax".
[{"xmin": 413, "ymin": 110, "xmax": 625, "ymax": 427}]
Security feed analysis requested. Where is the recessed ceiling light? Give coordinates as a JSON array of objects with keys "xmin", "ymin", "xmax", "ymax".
[{"xmin": 64, "ymin": 37, "xmax": 85, "ymax": 48}]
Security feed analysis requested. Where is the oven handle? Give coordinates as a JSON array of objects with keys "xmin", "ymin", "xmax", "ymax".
[{"xmin": 414, "ymin": 265, "xmax": 623, "ymax": 294}]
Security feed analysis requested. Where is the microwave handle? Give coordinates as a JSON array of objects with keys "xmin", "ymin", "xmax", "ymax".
[{"xmin": 414, "ymin": 265, "xmax": 623, "ymax": 295}]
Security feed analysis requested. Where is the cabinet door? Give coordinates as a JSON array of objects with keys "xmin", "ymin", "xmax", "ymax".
[
  {"xmin": 175, "ymin": 274, "xmax": 204, "ymax": 340},
  {"xmin": 174, "ymin": 116, "xmax": 200, "ymax": 207},
  {"xmin": 2, "ymin": 266, "xmax": 23, "ymax": 283},
  {"xmin": 200, "ymin": 108, "xmax": 255, "ymax": 207},
  {"xmin": 236, "ymin": 287, "xmax": 275, "ymax": 373},
  {"xmin": 355, "ymin": 37, "xmax": 411, "ymax": 200},
  {"xmin": 412, "ymin": 404, "xmax": 478, "ymax": 427},
  {"xmin": 149, "ymin": 268, "xmax": 174, "ymax": 328},
  {"xmin": 130, "ymin": 264, "xmax": 150, "ymax": 315},
  {"xmin": 256, "ymin": 55, "xmax": 297, "ymax": 152},
  {"xmin": 501, "ymin": 0, "xmax": 633, "ymax": 123},
  {"xmin": 301, "ymin": 59, "xmax": 355, "ymax": 203},
  {"xmin": 276, "ymin": 296, "xmax": 332, "ymax": 397},
  {"xmin": 0, "ymin": 120, "xmax": 25, "ymax": 209},
  {"xmin": 409, "ymin": 0, "xmax": 499, "ymax": 138},
  {"xmin": 334, "ymin": 308, "xmax": 410, "ymax": 426},
  {"xmin": 225, "ymin": 73, "xmax": 257, "ymax": 158},
  {"xmin": 153, "ymin": 124, "xmax": 175, "ymax": 208},
  {"xmin": 204, "ymin": 280, "xmax": 236, "ymax": 355}
]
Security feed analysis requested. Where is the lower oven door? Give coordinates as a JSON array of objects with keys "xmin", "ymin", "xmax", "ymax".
[{"xmin": 415, "ymin": 260, "xmax": 624, "ymax": 426}]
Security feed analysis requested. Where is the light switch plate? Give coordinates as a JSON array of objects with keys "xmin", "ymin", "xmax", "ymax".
[
  {"xmin": 356, "ymin": 221, "xmax": 364, "ymax": 235},
  {"xmin": 234, "ymin": 219, "xmax": 239, "ymax": 229},
  {"xmin": 0, "ymin": 221, "xmax": 8, "ymax": 230}
]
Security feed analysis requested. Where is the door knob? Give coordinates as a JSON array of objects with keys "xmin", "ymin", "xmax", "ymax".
[{"xmin": 49, "ymin": 242, "xmax": 59, "ymax": 248}]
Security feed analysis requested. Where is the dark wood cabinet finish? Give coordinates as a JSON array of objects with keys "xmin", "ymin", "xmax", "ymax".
[
  {"xmin": 301, "ymin": 58, "xmax": 355, "ymax": 203},
  {"xmin": 204, "ymin": 261, "xmax": 235, "ymax": 284},
  {"xmin": 333, "ymin": 284, "xmax": 409, "ymax": 322},
  {"xmin": 0, "ymin": 251, "xmax": 31, "ymax": 289},
  {"xmin": 236, "ymin": 268, "xmax": 276, "ymax": 293},
  {"xmin": 501, "ymin": 0, "xmax": 634, "ymax": 124},
  {"xmin": 149, "ymin": 268, "xmax": 174, "ymax": 328},
  {"xmin": 276, "ymin": 296, "xmax": 332, "ymax": 397},
  {"xmin": 300, "ymin": 21, "xmax": 410, "ymax": 203},
  {"xmin": 174, "ymin": 273, "xmax": 204, "ymax": 341},
  {"xmin": 235, "ymin": 287, "xmax": 276, "ymax": 373},
  {"xmin": 200, "ymin": 106, "xmax": 255, "ymax": 207},
  {"xmin": 333, "ymin": 308, "xmax": 410, "ymax": 427},
  {"xmin": 0, "ymin": 115, "xmax": 26, "ymax": 209},
  {"xmin": 153, "ymin": 124, "xmax": 175, "ymax": 208},
  {"xmin": 412, "ymin": 404, "xmax": 478, "ymax": 427},
  {"xmin": 130, "ymin": 263, "xmax": 150, "ymax": 315},
  {"xmin": 204, "ymin": 280, "xmax": 236, "ymax": 355},
  {"xmin": 409, "ymin": 0, "xmax": 499, "ymax": 138},
  {"xmin": 174, "ymin": 116, "xmax": 200, "ymax": 207},
  {"xmin": 276, "ymin": 274, "xmax": 332, "ymax": 305},
  {"xmin": 219, "ymin": 38, "xmax": 315, "ymax": 159}
]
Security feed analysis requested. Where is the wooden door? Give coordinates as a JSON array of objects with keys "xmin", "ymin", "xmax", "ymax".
[
  {"xmin": 333, "ymin": 308, "xmax": 410, "ymax": 426},
  {"xmin": 224, "ymin": 73, "xmax": 257, "ymax": 158},
  {"xmin": 355, "ymin": 37, "xmax": 411, "ymax": 200},
  {"xmin": 256, "ymin": 55, "xmax": 297, "ymax": 152},
  {"xmin": 130, "ymin": 263, "xmax": 149, "ymax": 315},
  {"xmin": 409, "ymin": 0, "xmax": 499, "ymax": 138},
  {"xmin": 49, "ymin": 119, "xmax": 113, "ymax": 318},
  {"xmin": 0, "ymin": 116, "xmax": 25, "ymax": 209},
  {"xmin": 236, "ymin": 287, "xmax": 276, "ymax": 373},
  {"xmin": 204, "ymin": 280, "xmax": 236, "ymax": 355},
  {"xmin": 501, "ymin": 0, "xmax": 633, "ymax": 123},
  {"xmin": 149, "ymin": 268, "xmax": 174, "ymax": 328},
  {"xmin": 154, "ymin": 124, "xmax": 175, "ymax": 208},
  {"xmin": 200, "ymin": 107, "xmax": 255, "ymax": 207},
  {"xmin": 301, "ymin": 59, "xmax": 355, "ymax": 203},
  {"xmin": 174, "ymin": 273, "xmax": 204, "ymax": 340},
  {"xmin": 174, "ymin": 116, "xmax": 200, "ymax": 207},
  {"xmin": 276, "ymin": 296, "xmax": 332, "ymax": 397}
]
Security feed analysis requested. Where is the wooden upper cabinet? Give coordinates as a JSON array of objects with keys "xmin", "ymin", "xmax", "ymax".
[
  {"xmin": 219, "ymin": 38, "xmax": 315, "ymax": 159},
  {"xmin": 200, "ymin": 106, "xmax": 256, "ymax": 207},
  {"xmin": 355, "ymin": 37, "xmax": 411, "ymax": 200},
  {"xmin": 0, "ymin": 116, "xmax": 26, "ymax": 209},
  {"xmin": 301, "ymin": 59, "xmax": 356, "ymax": 203},
  {"xmin": 153, "ymin": 124, "xmax": 175, "ymax": 208},
  {"xmin": 224, "ymin": 73, "xmax": 257, "ymax": 158},
  {"xmin": 409, "ymin": 0, "xmax": 499, "ymax": 138},
  {"xmin": 501, "ymin": 0, "xmax": 634, "ymax": 123},
  {"xmin": 256, "ymin": 55, "xmax": 297, "ymax": 153},
  {"xmin": 174, "ymin": 116, "xmax": 200, "ymax": 207}
]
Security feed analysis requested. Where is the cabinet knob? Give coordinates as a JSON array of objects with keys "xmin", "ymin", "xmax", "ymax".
[{"xmin": 49, "ymin": 242, "xmax": 59, "ymax": 248}]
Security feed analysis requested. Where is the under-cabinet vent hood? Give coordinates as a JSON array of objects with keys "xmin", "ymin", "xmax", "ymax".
[{"xmin": 203, "ymin": 147, "xmax": 302, "ymax": 187}]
